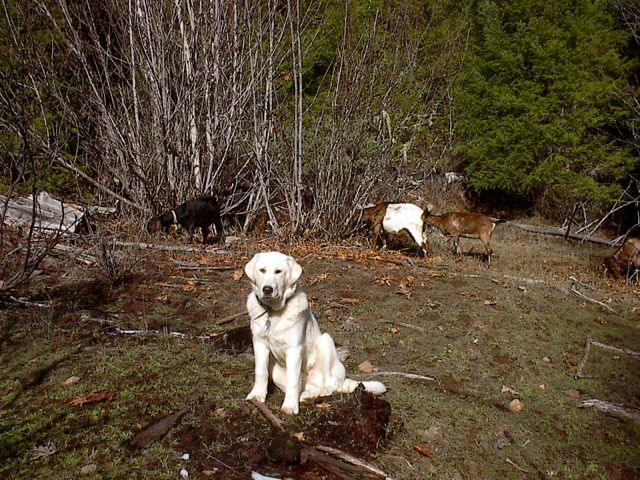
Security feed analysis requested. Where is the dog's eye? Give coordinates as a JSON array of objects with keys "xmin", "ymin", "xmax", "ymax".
[
  {"xmin": 275, "ymin": 269, "xmax": 282, "ymax": 274},
  {"xmin": 259, "ymin": 268, "xmax": 266, "ymax": 273}
]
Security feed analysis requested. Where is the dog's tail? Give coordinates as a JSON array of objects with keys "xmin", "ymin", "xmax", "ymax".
[{"xmin": 341, "ymin": 378, "xmax": 387, "ymax": 395}]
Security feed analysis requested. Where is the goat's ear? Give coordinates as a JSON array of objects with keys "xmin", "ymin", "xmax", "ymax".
[
  {"xmin": 286, "ymin": 256, "xmax": 303, "ymax": 287},
  {"xmin": 244, "ymin": 253, "xmax": 260, "ymax": 284}
]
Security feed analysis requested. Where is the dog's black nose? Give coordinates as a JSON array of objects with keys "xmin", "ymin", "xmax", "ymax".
[{"xmin": 262, "ymin": 286, "xmax": 273, "ymax": 296}]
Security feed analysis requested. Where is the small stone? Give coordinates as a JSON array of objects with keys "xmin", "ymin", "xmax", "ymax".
[
  {"xmin": 419, "ymin": 425, "xmax": 444, "ymax": 440},
  {"xmin": 80, "ymin": 464, "xmax": 97, "ymax": 475},
  {"xmin": 508, "ymin": 398, "xmax": 525, "ymax": 413},
  {"xmin": 180, "ymin": 453, "xmax": 190, "ymax": 461},
  {"xmin": 64, "ymin": 376, "xmax": 80, "ymax": 386},
  {"xmin": 495, "ymin": 437, "xmax": 511, "ymax": 450},
  {"xmin": 543, "ymin": 356, "xmax": 552, "ymax": 363}
]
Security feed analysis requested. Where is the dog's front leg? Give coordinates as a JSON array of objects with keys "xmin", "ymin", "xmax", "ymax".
[
  {"xmin": 246, "ymin": 339, "xmax": 270, "ymax": 403},
  {"xmin": 281, "ymin": 346, "xmax": 303, "ymax": 415}
]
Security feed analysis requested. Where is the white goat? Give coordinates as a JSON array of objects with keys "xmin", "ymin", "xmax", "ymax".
[{"xmin": 361, "ymin": 202, "xmax": 429, "ymax": 255}]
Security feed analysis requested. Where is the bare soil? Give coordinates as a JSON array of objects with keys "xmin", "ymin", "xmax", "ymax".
[{"xmin": 1, "ymin": 222, "xmax": 639, "ymax": 479}]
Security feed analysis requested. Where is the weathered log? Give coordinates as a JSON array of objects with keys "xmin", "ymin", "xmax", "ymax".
[
  {"xmin": 580, "ymin": 399, "xmax": 640, "ymax": 424},
  {"xmin": 1, "ymin": 192, "xmax": 84, "ymax": 234}
]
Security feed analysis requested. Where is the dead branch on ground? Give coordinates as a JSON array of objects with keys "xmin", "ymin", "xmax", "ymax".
[
  {"xmin": 575, "ymin": 337, "xmax": 593, "ymax": 379},
  {"xmin": 575, "ymin": 337, "xmax": 640, "ymax": 379},
  {"xmin": 214, "ymin": 311, "xmax": 246, "ymax": 326},
  {"xmin": 591, "ymin": 340, "xmax": 640, "ymax": 359},
  {"xmin": 315, "ymin": 445, "xmax": 391, "ymax": 478},
  {"xmin": 113, "ymin": 240, "xmax": 228, "ymax": 253},
  {"xmin": 363, "ymin": 371, "xmax": 435, "ymax": 382},
  {"xmin": 247, "ymin": 398, "xmax": 393, "ymax": 479},
  {"xmin": 248, "ymin": 398, "xmax": 285, "ymax": 432},
  {"xmin": 129, "ymin": 407, "xmax": 191, "ymax": 449},
  {"xmin": 569, "ymin": 279, "xmax": 616, "ymax": 314},
  {"xmin": 580, "ymin": 399, "xmax": 640, "ymax": 424}
]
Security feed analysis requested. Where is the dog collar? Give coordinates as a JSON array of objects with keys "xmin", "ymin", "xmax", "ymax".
[
  {"xmin": 253, "ymin": 293, "xmax": 270, "ymax": 319},
  {"xmin": 171, "ymin": 210, "xmax": 178, "ymax": 224}
]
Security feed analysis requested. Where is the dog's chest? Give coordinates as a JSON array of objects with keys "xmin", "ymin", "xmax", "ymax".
[{"xmin": 251, "ymin": 308, "xmax": 308, "ymax": 360}]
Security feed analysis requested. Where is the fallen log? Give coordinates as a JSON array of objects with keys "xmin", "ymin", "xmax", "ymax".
[
  {"xmin": 1, "ymin": 192, "xmax": 84, "ymax": 234},
  {"xmin": 580, "ymin": 399, "xmax": 640, "ymax": 424}
]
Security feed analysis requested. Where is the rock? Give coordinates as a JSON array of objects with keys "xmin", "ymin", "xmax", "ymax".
[
  {"xmin": 418, "ymin": 425, "xmax": 444, "ymax": 440},
  {"xmin": 80, "ymin": 464, "xmax": 97, "ymax": 475},
  {"xmin": 508, "ymin": 399, "xmax": 525, "ymax": 413},
  {"xmin": 64, "ymin": 376, "xmax": 80, "ymax": 386},
  {"xmin": 495, "ymin": 437, "xmax": 511, "ymax": 450}
]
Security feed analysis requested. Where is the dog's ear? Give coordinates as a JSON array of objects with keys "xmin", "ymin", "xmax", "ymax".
[
  {"xmin": 286, "ymin": 255, "xmax": 303, "ymax": 287},
  {"xmin": 244, "ymin": 253, "xmax": 260, "ymax": 284}
]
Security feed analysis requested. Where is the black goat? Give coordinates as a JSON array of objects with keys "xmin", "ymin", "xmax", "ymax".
[{"xmin": 147, "ymin": 195, "xmax": 225, "ymax": 244}]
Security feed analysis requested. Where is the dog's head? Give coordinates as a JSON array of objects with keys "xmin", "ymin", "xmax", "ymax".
[{"xmin": 244, "ymin": 251, "xmax": 303, "ymax": 311}]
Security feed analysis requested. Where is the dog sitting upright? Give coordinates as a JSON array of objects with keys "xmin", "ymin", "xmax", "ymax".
[
  {"xmin": 244, "ymin": 251, "xmax": 386, "ymax": 415},
  {"xmin": 147, "ymin": 195, "xmax": 225, "ymax": 244}
]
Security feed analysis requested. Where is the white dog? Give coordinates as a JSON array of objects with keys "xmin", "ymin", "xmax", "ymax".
[{"xmin": 244, "ymin": 251, "xmax": 386, "ymax": 415}]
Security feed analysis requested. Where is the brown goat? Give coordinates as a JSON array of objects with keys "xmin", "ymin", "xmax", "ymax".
[
  {"xmin": 422, "ymin": 211, "xmax": 496, "ymax": 262},
  {"xmin": 604, "ymin": 237, "xmax": 640, "ymax": 281}
]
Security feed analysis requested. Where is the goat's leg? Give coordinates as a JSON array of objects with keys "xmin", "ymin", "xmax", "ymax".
[
  {"xmin": 421, "ymin": 238, "xmax": 430, "ymax": 257},
  {"xmin": 372, "ymin": 223, "xmax": 383, "ymax": 250},
  {"xmin": 213, "ymin": 214, "xmax": 225, "ymax": 243},
  {"xmin": 406, "ymin": 226, "xmax": 428, "ymax": 256},
  {"xmin": 201, "ymin": 226, "xmax": 210, "ymax": 244},
  {"xmin": 482, "ymin": 235, "xmax": 492, "ymax": 263},
  {"xmin": 452, "ymin": 235, "xmax": 461, "ymax": 255}
]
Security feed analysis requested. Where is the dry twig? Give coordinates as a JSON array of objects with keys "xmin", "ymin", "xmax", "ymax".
[
  {"xmin": 364, "ymin": 371, "xmax": 435, "ymax": 382},
  {"xmin": 569, "ymin": 280, "xmax": 616, "ymax": 314},
  {"xmin": 590, "ymin": 340, "xmax": 640, "ymax": 359},
  {"xmin": 575, "ymin": 337, "xmax": 592, "ymax": 379}
]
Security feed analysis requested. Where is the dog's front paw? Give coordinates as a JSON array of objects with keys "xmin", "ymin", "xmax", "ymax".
[
  {"xmin": 280, "ymin": 399, "xmax": 299, "ymax": 415},
  {"xmin": 246, "ymin": 388, "xmax": 267, "ymax": 403}
]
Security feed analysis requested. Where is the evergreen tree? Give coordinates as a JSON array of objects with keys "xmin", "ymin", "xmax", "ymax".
[{"xmin": 455, "ymin": 0, "xmax": 637, "ymax": 210}]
